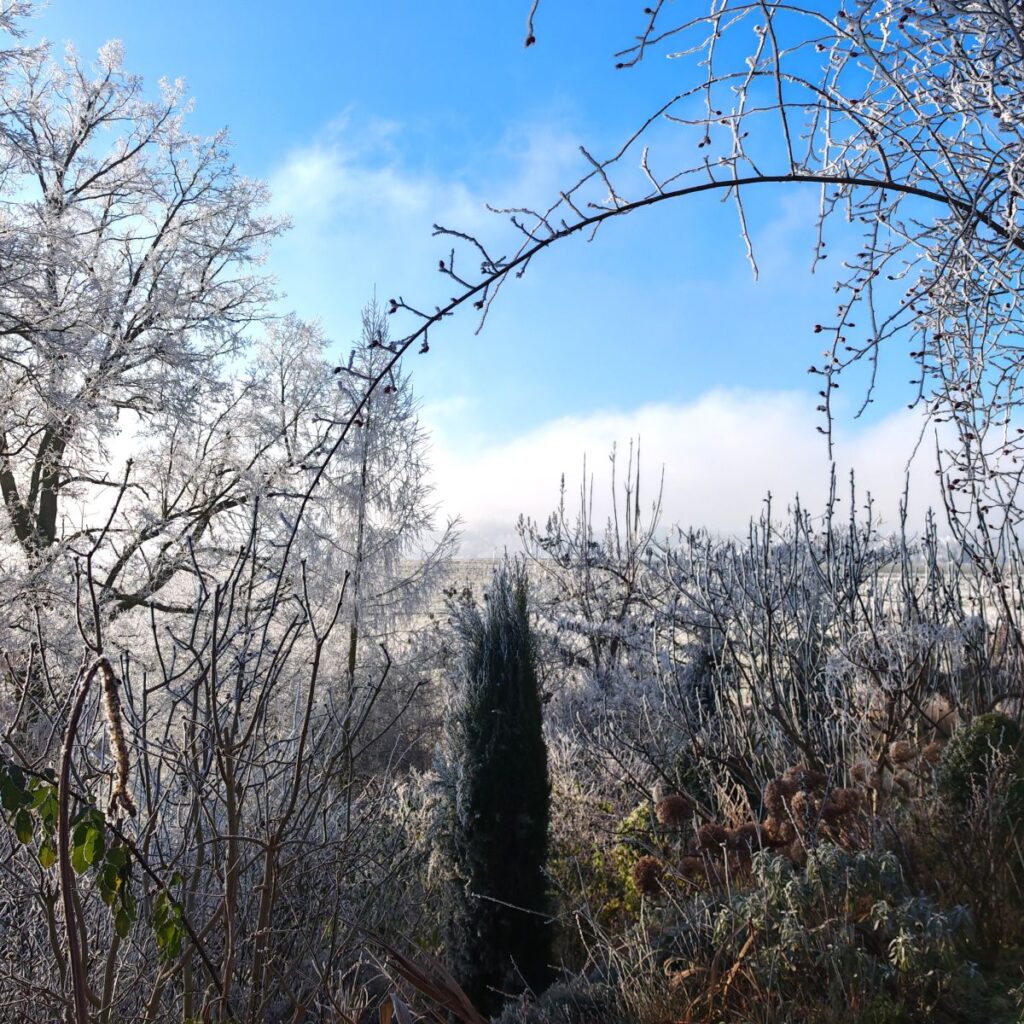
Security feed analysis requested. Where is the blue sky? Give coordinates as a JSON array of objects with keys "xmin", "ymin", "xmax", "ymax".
[{"xmin": 30, "ymin": 2, "xmax": 934, "ymax": 551}]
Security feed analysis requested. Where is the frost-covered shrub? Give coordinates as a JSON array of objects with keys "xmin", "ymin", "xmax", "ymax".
[
  {"xmin": 494, "ymin": 980, "xmax": 624, "ymax": 1024},
  {"xmin": 909, "ymin": 725, "xmax": 1024, "ymax": 963},
  {"xmin": 653, "ymin": 845, "xmax": 982, "ymax": 1023},
  {"xmin": 936, "ymin": 712, "xmax": 1024, "ymax": 811}
]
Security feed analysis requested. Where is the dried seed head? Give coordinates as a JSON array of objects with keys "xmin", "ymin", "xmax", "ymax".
[
  {"xmin": 697, "ymin": 822, "xmax": 729, "ymax": 850},
  {"xmin": 679, "ymin": 856, "xmax": 706, "ymax": 880},
  {"xmin": 819, "ymin": 799, "xmax": 845, "ymax": 822},
  {"xmin": 729, "ymin": 822, "xmax": 762, "ymax": 850},
  {"xmin": 760, "ymin": 816, "xmax": 788, "ymax": 847},
  {"xmin": 633, "ymin": 855, "xmax": 664, "ymax": 895},
  {"xmin": 790, "ymin": 790, "xmax": 814, "ymax": 819},
  {"xmin": 784, "ymin": 764, "xmax": 827, "ymax": 791},
  {"xmin": 656, "ymin": 793, "xmax": 694, "ymax": 829},
  {"xmin": 763, "ymin": 779, "xmax": 786, "ymax": 816},
  {"xmin": 786, "ymin": 838, "xmax": 808, "ymax": 867},
  {"xmin": 99, "ymin": 658, "xmax": 136, "ymax": 819},
  {"xmin": 889, "ymin": 740, "xmax": 915, "ymax": 765},
  {"xmin": 831, "ymin": 787, "xmax": 862, "ymax": 813}
]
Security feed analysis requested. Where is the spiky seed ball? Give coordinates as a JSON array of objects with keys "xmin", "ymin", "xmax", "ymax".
[
  {"xmin": 679, "ymin": 856, "xmax": 706, "ymax": 880},
  {"xmin": 889, "ymin": 740, "xmax": 915, "ymax": 765},
  {"xmin": 760, "ymin": 817, "xmax": 787, "ymax": 847},
  {"xmin": 831, "ymin": 787, "xmax": 862, "ymax": 813},
  {"xmin": 656, "ymin": 793, "xmax": 694, "ymax": 829},
  {"xmin": 851, "ymin": 762, "xmax": 868, "ymax": 783},
  {"xmin": 763, "ymin": 779, "xmax": 786, "ymax": 816},
  {"xmin": 777, "ymin": 776, "xmax": 799, "ymax": 800},
  {"xmin": 819, "ymin": 799, "xmax": 845, "ymax": 822},
  {"xmin": 632, "ymin": 855, "xmax": 664, "ymax": 895},
  {"xmin": 729, "ymin": 822, "xmax": 761, "ymax": 850},
  {"xmin": 783, "ymin": 764, "xmax": 827, "ymax": 791},
  {"xmin": 787, "ymin": 838, "xmax": 807, "ymax": 867},
  {"xmin": 919, "ymin": 740, "xmax": 944, "ymax": 766},
  {"xmin": 697, "ymin": 823, "xmax": 729, "ymax": 850},
  {"xmin": 790, "ymin": 790, "xmax": 814, "ymax": 819}
]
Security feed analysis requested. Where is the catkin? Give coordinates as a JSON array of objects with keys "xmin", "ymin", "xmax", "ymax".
[{"xmin": 99, "ymin": 658, "xmax": 137, "ymax": 819}]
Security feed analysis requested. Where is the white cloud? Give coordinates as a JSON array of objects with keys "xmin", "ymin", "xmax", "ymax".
[
  {"xmin": 424, "ymin": 389, "xmax": 943, "ymax": 556},
  {"xmin": 265, "ymin": 114, "xmax": 588, "ymax": 349},
  {"xmin": 265, "ymin": 115, "xmax": 947, "ymax": 561}
]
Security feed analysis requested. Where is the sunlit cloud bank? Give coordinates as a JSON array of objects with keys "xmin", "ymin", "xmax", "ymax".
[{"xmin": 424, "ymin": 390, "xmax": 943, "ymax": 557}]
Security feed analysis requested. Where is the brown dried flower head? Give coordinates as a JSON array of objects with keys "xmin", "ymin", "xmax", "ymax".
[
  {"xmin": 763, "ymin": 779, "xmax": 786, "ymax": 816},
  {"xmin": 786, "ymin": 837, "xmax": 808, "ymax": 867},
  {"xmin": 790, "ymin": 790, "xmax": 814, "ymax": 819},
  {"xmin": 679, "ymin": 856, "xmax": 706, "ymax": 880},
  {"xmin": 831, "ymin": 787, "xmax": 862, "ymax": 813},
  {"xmin": 784, "ymin": 764, "xmax": 827, "ymax": 791},
  {"xmin": 697, "ymin": 822, "xmax": 729, "ymax": 850},
  {"xmin": 656, "ymin": 793, "xmax": 694, "ymax": 829},
  {"xmin": 728, "ymin": 822, "xmax": 762, "ymax": 850},
  {"xmin": 889, "ymin": 740, "xmax": 915, "ymax": 765},
  {"xmin": 633, "ymin": 855, "xmax": 664, "ymax": 895},
  {"xmin": 760, "ymin": 816, "xmax": 788, "ymax": 847},
  {"xmin": 819, "ymin": 798, "xmax": 846, "ymax": 822}
]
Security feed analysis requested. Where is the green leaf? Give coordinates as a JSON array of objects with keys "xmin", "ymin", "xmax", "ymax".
[
  {"xmin": 14, "ymin": 808, "xmax": 33, "ymax": 844},
  {"xmin": 72, "ymin": 823, "xmax": 105, "ymax": 872},
  {"xmin": 152, "ymin": 891, "xmax": 183, "ymax": 961},
  {"xmin": 100, "ymin": 864, "xmax": 120, "ymax": 905},
  {"xmin": 114, "ymin": 907, "xmax": 132, "ymax": 939},
  {"xmin": 32, "ymin": 787, "xmax": 58, "ymax": 831},
  {"xmin": 71, "ymin": 843, "xmax": 89, "ymax": 875},
  {"xmin": 1, "ymin": 772, "xmax": 28, "ymax": 813},
  {"xmin": 106, "ymin": 845, "xmax": 128, "ymax": 871},
  {"xmin": 38, "ymin": 841, "xmax": 56, "ymax": 869}
]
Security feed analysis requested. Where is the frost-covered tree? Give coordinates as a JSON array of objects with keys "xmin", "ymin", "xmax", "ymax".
[
  {"xmin": 0, "ymin": 33, "xmax": 282, "ymax": 600},
  {"xmin": 333, "ymin": 300, "xmax": 458, "ymax": 691},
  {"xmin": 440, "ymin": 561, "xmax": 552, "ymax": 1016}
]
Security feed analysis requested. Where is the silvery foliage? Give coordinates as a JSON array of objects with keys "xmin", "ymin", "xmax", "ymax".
[
  {"xmin": 0, "ymin": 13, "xmax": 454, "ymax": 1020},
  {"xmin": 0, "ymin": 23, "xmax": 282, "ymax": 644},
  {"xmin": 523, "ymin": 454, "xmax": 1020, "ymax": 818}
]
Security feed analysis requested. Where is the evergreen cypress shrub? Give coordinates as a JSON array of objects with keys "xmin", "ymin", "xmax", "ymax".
[{"xmin": 442, "ymin": 561, "xmax": 553, "ymax": 1016}]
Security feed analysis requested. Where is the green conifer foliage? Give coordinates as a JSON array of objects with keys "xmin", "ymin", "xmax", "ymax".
[{"xmin": 444, "ymin": 561, "xmax": 553, "ymax": 1016}]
